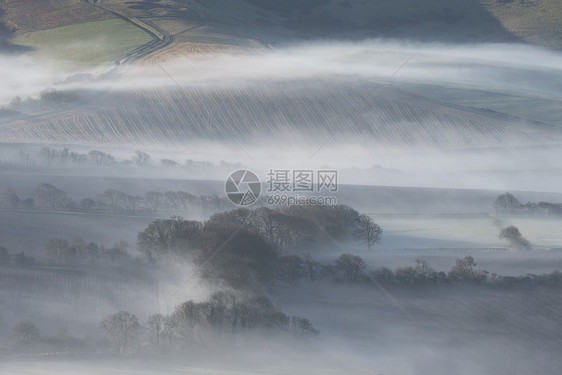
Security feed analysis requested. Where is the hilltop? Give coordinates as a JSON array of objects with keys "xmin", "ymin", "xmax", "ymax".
[{"xmin": 1, "ymin": 0, "xmax": 561, "ymax": 59}]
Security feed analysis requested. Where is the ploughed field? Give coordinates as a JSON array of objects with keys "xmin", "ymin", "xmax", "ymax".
[{"xmin": 1, "ymin": 80, "xmax": 560, "ymax": 148}]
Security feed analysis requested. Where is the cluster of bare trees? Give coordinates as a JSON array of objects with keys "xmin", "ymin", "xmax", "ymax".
[
  {"xmin": 2, "ymin": 321, "xmax": 97, "ymax": 356},
  {"xmin": 141, "ymin": 293, "xmax": 317, "ymax": 354},
  {"xmin": 104, "ymin": 293, "xmax": 317, "ymax": 355},
  {"xmin": 44, "ymin": 238, "xmax": 134, "ymax": 266},
  {"xmin": 39, "ymin": 89, "xmax": 71, "ymax": 107},
  {"xmin": 7, "ymin": 146, "xmax": 243, "ymax": 171},
  {"xmin": 20, "ymin": 148, "xmax": 117, "ymax": 167},
  {"xmin": 494, "ymin": 192, "xmax": 562, "ymax": 217},
  {"xmin": 369, "ymin": 256, "xmax": 488, "ymax": 285},
  {"xmin": 99, "ymin": 189, "xmax": 228, "ymax": 215},
  {"xmin": 138, "ymin": 206, "xmax": 381, "ymax": 258},
  {"xmin": 266, "ymin": 252, "xmax": 493, "ymax": 286},
  {"xmin": 136, "ymin": 206, "xmax": 383, "ymax": 289},
  {"xmin": 4, "ymin": 321, "xmax": 41, "ymax": 353},
  {"xmin": 499, "ymin": 225, "xmax": 531, "ymax": 250},
  {"xmin": 278, "ymin": 253, "xmax": 541, "ymax": 286},
  {"xmin": 280, "ymin": 253, "xmax": 367, "ymax": 284},
  {"xmin": 278, "ymin": 254, "xmax": 325, "ymax": 283},
  {"xmin": 2, "ymin": 293, "xmax": 318, "ymax": 356},
  {"xmin": 1, "ymin": 184, "xmax": 229, "ymax": 215},
  {"xmin": 320, "ymin": 254, "xmax": 562, "ymax": 287},
  {"xmin": 1, "ymin": 237, "xmax": 139, "ymax": 268},
  {"xmin": 0, "ymin": 246, "xmax": 35, "ymax": 266},
  {"xmin": 101, "ymin": 311, "xmax": 140, "ymax": 354}
]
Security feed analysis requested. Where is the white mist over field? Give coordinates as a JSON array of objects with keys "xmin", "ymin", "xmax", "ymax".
[
  {"xmin": 2, "ymin": 40, "xmax": 562, "ymax": 100},
  {"xmin": 132, "ymin": 41, "xmax": 562, "ymax": 96},
  {"xmin": 2, "ymin": 40, "xmax": 562, "ymax": 190},
  {"xmin": 2, "ymin": 36, "xmax": 562, "ymax": 375}
]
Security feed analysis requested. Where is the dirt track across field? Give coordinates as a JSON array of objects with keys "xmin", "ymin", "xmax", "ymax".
[{"xmin": 87, "ymin": 0, "xmax": 173, "ymax": 65}]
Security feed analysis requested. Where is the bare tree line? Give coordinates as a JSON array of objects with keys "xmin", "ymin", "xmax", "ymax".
[
  {"xmin": 494, "ymin": 192, "xmax": 562, "ymax": 217},
  {"xmin": 1, "ymin": 292, "xmax": 318, "ymax": 357},
  {"xmin": 2, "ymin": 183, "xmax": 230, "ymax": 215},
  {"xmin": 1, "ymin": 146, "xmax": 242, "ymax": 171}
]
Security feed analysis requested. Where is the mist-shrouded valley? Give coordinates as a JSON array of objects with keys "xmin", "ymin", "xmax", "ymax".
[{"xmin": 1, "ymin": 1, "xmax": 562, "ymax": 374}]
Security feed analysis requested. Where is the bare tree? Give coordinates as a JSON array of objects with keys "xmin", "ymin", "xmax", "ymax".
[
  {"xmin": 2, "ymin": 187, "xmax": 21, "ymax": 208},
  {"xmin": 255, "ymin": 207, "xmax": 278, "ymax": 245},
  {"xmin": 395, "ymin": 259, "xmax": 436, "ymax": 285},
  {"xmin": 160, "ymin": 159, "xmax": 178, "ymax": 167},
  {"xmin": 137, "ymin": 217, "xmax": 201, "ymax": 260},
  {"xmin": 290, "ymin": 317, "xmax": 319, "ymax": 337},
  {"xmin": 499, "ymin": 225, "xmax": 531, "ymax": 250},
  {"xmin": 88, "ymin": 150, "xmax": 115, "ymax": 167},
  {"xmin": 79, "ymin": 198, "xmax": 97, "ymax": 211},
  {"xmin": 9, "ymin": 321, "xmax": 40, "ymax": 351},
  {"xmin": 164, "ymin": 191, "xmax": 180, "ymax": 210},
  {"xmin": 449, "ymin": 256, "xmax": 488, "ymax": 284},
  {"xmin": 134, "ymin": 150, "xmax": 151, "ymax": 167},
  {"xmin": 125, "ymin": 194, "xmax": 142, "ymax": 213},
  {"xmin": 176, "ymin": 191, "xmax": 196, "ymax": 212},
  {"xmin": 303, "ymin": 253, "xmax": 323, "ymax": 281},
  {"xmin": 354, "ymin": 214, "xmax": 382, "ymax": 251},
  {"xmin": 335, "ymin": 253, "xmax": 367, "ymax": 283},
  {"xmin": 207, "ymin": 292, "xmax": 229, "ymax": 332},
  {"xmin": 278, "ymin": 255, "xmax": 304, "ymax": 283},
  {"xmin": 146, "ymin": 313, "xmax": 166, "ymax": 348},
  {"xmin": 101, "ymin": 189, "xmax": 126, "ymax": 212},
  {"xmin": 172, "ymin": 300, "xmax": 205, "ymax": 343},
  {"xmin": 493, "ymin": 193, "xmax": 521, "ymax": 215},
  {"xmin": 40, "ymin": 89, "xmax": 68, "ymax": 107},
  {"xmin": 101, "ymin": 311, "xmax": 140, "ymax": 354},
  {"xmin": 10, "ymin": 96, "xmax": 22, "ymax": 108},
  {"xmin": 33, "ymin": 183, "xmax": 75, "ymax": 210},
  {"xmin": 46, "ymin": 238, "xmax": 71, "ymax": 265},
  {"xmin": 144, "ymin": 191, "xmax": 163, "ymax": 212}
]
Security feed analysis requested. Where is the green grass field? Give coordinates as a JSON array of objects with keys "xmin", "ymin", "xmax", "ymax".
[{"xmin": 15, "ymin": 18, "xmax": 152, "ymax": 68}]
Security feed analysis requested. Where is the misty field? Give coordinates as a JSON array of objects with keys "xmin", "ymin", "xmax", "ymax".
[
  {"xmin": 0, "ymin": 264, "xmax": 159, "ymax": 336},
  {"xmin": 378, "ymin": 215, "xmax": 562, "ymax": 250},
  {"xmin": 0, "ymin": 209, "xmax": 153, "ymax": 258},
  {"xmin": 2, "ymin": 0, "xmax": 562, "ymax": 373},
  {"xmin": 2, "ymin": 79, "xmax": 559, "ymax": 149},
  {"xmin": 2, "ymin": 273, "xmax": 561, "ymax": 375},
  {"xmin": 275, "ymin": 283, "xmax": 562, "ymax": 375},
  {"xmin": 398, "ymin": 83, "xmax": 562, "ymax": 127}
]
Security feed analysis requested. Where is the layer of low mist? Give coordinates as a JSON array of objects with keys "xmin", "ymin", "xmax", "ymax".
[
  {"xmin": 1, "ymin": 40, "xmax": 561, "ymax": 191},
  {"xmin": 3, "ymin": 40, "xmax": 562, "ymax": 101},
  {"xmin": 2, "ymin": 35, "xmax": 562, "ymax": 375}
]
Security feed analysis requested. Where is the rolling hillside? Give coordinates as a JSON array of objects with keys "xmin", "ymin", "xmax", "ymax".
[
  {"xmin": 0, "ymin": 0, "xmax": 108, "ymax": 33},
  {"xmin": 97, "ymin": 0, "xmax": 562, "ymax": 49},
  {"xmin": 0, "ymin": 1, "xmax": 560, "ymax": 152},
  {"xmin": 1, "ymin": 0, "xmax": 562, "ymax": 59},
  {"xmin": 0, "ymin": 80, "xmax": 560, "ymax": 149}
]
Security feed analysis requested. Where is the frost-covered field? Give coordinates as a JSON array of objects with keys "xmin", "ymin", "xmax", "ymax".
[
  {"xmin": 0, "ymin": 209, "xmax": 153, "ymax": 258},
  {"xmin": 1, "ymin": 1, "xmax": 562, "ymax": 373},
  {"xmin": 275, "ymin": 283, "xmax": 562, "ymax": 375},
  {"xmin": 3, "ymin": 208, "xmax": 560, "ymax": 262},
  {"xmin": 2, "ymin": 282, "xmax": 561, "ymax": 375},
  {"xmin": 0, "ymin": 265, "xmax": 158, "ymax": 336},
  {"xmin": 378, "ymin": 215, "xmax": 562, "ymax": 250}
]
